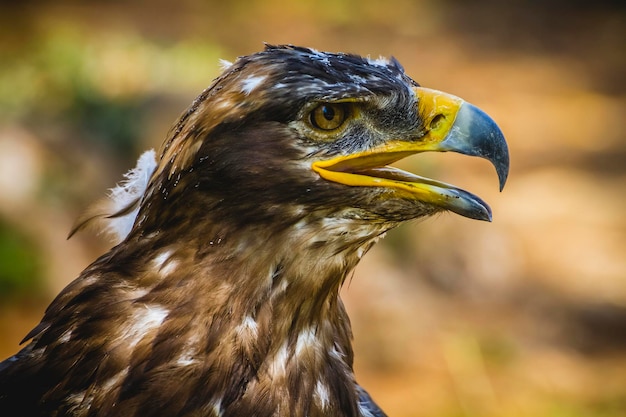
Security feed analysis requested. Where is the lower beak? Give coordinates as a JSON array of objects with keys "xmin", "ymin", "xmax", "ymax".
[{"xmin": 312, "ymin": 87, "xmax": 510, "ymax": 221}]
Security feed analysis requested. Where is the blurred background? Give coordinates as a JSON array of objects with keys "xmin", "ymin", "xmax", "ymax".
[{"xmin": 0, "ymin": 0, "xmax": 624, "ymax": 415}]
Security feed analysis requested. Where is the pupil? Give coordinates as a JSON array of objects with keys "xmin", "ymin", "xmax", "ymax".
[{"xmin": 322, "ymin": 106, "xmax": 335, "ymax": 120}]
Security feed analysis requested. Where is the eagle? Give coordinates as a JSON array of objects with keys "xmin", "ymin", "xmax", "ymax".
[{"xmin": 0, "ymin": 45, "xmax": 508, "ymax": 417}]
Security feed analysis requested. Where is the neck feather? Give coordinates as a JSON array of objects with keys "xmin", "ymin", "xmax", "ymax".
[{"xmin": 111, "ymin": 213, "xmax": 386, "ymax": 416}]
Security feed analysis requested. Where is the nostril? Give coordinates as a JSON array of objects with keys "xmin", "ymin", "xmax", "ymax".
[{"xmin": 430, "ymin": 113, "xmax": 445, "ymax": 131}]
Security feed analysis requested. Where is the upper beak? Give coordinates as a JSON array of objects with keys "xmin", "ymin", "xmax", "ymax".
[{"xmin": 312, "ymin": 87, "xmax": 510, "ymax": 221}]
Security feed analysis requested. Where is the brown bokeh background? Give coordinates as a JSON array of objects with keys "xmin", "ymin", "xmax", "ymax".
[{"xmin": 0, "ymin": 1, "xmax": 625, "ymax": 416}]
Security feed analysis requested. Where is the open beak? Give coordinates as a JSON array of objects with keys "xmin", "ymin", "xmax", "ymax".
[{"xmin": 312, "ymin": 87, "xmax": 510, "ymax": 221}]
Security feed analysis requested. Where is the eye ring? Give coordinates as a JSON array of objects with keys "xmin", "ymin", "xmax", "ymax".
[{"xmin": 309, "ymin": 103, "xmax": 348, "ymax": 131}]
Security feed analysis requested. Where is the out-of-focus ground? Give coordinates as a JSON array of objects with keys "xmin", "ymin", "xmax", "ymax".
[{"xmin": 0, "ymin": 0, "xmax": 624, "ymax": 416}]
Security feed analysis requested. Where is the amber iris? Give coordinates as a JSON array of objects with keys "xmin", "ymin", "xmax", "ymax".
[{"xmin": 310, "ymin": 103, "xmax": 347, "ymax": 131}]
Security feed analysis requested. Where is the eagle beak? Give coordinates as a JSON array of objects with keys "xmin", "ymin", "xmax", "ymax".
[
  {"xmin": 413, "ymin": 88, "xmax": 509, "ymax": 191},
  {"xmin": 312, "ymin": 87, "xmax": 510, "ymax": 221}
]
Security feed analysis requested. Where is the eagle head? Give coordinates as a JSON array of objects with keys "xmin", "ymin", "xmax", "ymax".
[{"xmin": 133, "ymin": 44, "xmax": 508, "ymax": 247}]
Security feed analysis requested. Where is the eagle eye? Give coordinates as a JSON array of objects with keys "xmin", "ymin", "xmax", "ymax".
[{"xmin": 309, "ymin": 103, "xmax": 348, "ymax": 131}]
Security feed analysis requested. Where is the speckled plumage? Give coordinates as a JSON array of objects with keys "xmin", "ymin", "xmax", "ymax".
[{"xmin": 0, "ymin": 44, "xmax": 508, "ymax": 417}]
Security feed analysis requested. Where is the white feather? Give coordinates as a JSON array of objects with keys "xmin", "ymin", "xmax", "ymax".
[
  {"xmin": 314, "ymin": 380, "xmax": 330, "ymax": 410},
  {"xmin": 219, "ymin": 59, "xmax": 233, "ymax": 70},
  {"xmin": 366, "ymin": 55, "xmax": 390, "ymax": 67},
  {"xmin": 105, "ymin": 149, "xmax": 157, "ymax": 243},
  {"xmin": 241, "ymin": 75, "xmax": 267, "ymax": 95}
]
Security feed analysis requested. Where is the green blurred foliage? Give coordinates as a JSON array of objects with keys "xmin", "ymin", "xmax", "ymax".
[
  {"xmin": 0, "ymin": 28, "xmax": 224, "ymax": 155},
  {"xmin": 0, "ymin": 218, "xmax": 42, "ymax": 298}
]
